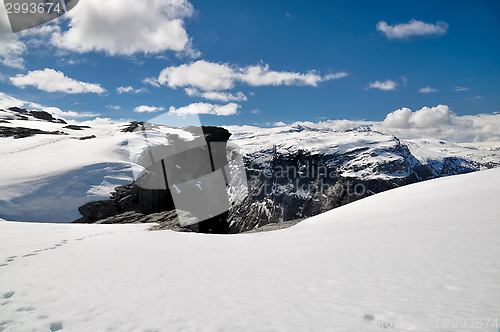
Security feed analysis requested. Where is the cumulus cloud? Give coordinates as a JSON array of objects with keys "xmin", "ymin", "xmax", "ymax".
[
  {"xmin": 381, "ymin": 105, "xmax": 454, "ymax": 128},
  {"xmin": 159, "ymin": 60, "xmax": 236, "ymax": 91},
  {"xmin": 134, "ymin": 105, "xmax": 165, "ymax": 113},
  {"xmin": 367, "ymin": 80, "xmax": 397, "ymax": 91},
  {"xmin": 185, "ymin": 88, "xmax": 247, "ymax": 102},
  {"xmin": 168, "ymin": 102, "xmax": 240, "ymax": 116},
  {"xmin": 50, "ymin": 0, "xmax": 197, "ymax": 56},
  {"xmin": 0, "ymin": 92, "xmax": 99, "ymax": 118},
  {"xmin": 270, "ymin": 105, "xmax": 500, "ymax": 143},
  {"xmin": 0, "ymin": 7, "xmax": 25, "ymax": 68},
  {"xmin": 419, "ymin": 87, "xmax": 439, "ymax": 93},
  {"xmin": 157, "ymin": 60, "xmax": 347, "ymax": 94},
  {"xmin": 117, "ymin": 86, "xmax": 149, "ymax": 94},
  {"xmin": 107, "ymin": 105, "xmax": 121, "ymax": 109},
  {"xmin": 376, "ymin": 19, "xmax": 449, "ymax": 39},
  {"xmin": 10, "ymin": 69, "xmax": 106, "ymax": 94},
  {"xmin": 250, "ymin": 109, "xmax": 260, "ymax": 114}
]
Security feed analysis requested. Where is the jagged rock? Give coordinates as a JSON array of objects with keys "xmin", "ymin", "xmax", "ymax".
[
  {"xmin": 5, "ymin": 107, "xmax": 67, "ymax": 123},
  {"xmin": 30, "ymin": 110, "xmax": 53, "ymax": 122},
  {"xmin": 120, "ymin": 121, "xmax": 145, "ymax": 133},
  {"xmin": 64, "ymin": 125, "xmax": 91, "ymax": 130},
  {"xmin": 8, "ymin": 107, "xmax": 28, "ymax": 114},
  {"xmin": 71, "ymin": 135, "xmax": 96, "ymax": 140},
  {"xmin": 0, "ymin": 120, "xmax": 10, "ymax": 124},
  {"xmin": 0, "ymin": 126, "xmax": 68, "ymax": 139}
]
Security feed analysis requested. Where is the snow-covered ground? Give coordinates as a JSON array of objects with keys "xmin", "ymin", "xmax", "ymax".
[
  {"xmin": 0, "ymin": 111, "xmax": 195, "ymax": 223},
  {"xmin": 1, "ymin": 167, "xmax": 499, "ymax": 331}
]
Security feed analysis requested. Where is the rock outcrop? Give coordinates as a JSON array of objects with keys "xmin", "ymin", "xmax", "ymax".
[{"xmin": 0, "ymin": 126, "xmax": 68, "ymax": 139}]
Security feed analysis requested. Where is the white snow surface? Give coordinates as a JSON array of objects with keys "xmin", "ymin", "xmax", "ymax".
[
  {"xmin": 0, "ymin": 114, "xmax": 193, "ymax": 223},
  {"xmin": 1, "ymin": 168, "xmax": 499, "ymax": 331}
]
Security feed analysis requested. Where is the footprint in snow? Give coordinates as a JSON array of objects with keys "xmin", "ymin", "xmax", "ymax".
[
  {"xmin": 4, "ymin": 292, "xmax": 15, "ymax": 299},
  {"xmin": 49, "ymin": 322, "xmax": 63, "ymax": 331}
]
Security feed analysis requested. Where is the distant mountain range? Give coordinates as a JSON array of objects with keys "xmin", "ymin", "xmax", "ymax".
[{"xmin": 1, "ymin": 106, "xmax": 499, "ymax": 232}]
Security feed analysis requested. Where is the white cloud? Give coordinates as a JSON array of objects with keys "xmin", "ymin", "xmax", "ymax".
[
  {"xmin": 454, "ymin": 86, "xmax": 470, "ymax": 91},
  {"xmin": 381, "ymin": 107, "xmax": 413, "ymax": 128},
  {"xmin": 238, "ymin": 64, "xmax": 329, "ymax": 87},
  {"xmin": 159, "ymin": 60, "xmax": 236, "ymax": 91},
  {"xmin": 10, "ymin": 69, "xmax": 106, "ymax": 94},
  {"xmin": 50, "ymin": 0, "xmax": 197, "ymax": 56},
  {"xmin": 142, "ymin": 77, "xmax": 161, "ymax": 88},
  {"xmin": 367, "ymin": 80, "xmax": 397, "ymax": 91},
  {"xmin": 0, "ymin": 6, "xmax": 25, "ymax": 68},
  {"xmin": 381, "ymin": 105, "xmax": 455, "ymax": 129},
  {"xmin": 419, "ymin": 87, "xmax": 439, "ymax": 93},
  {"xmin": 376, "ymin": 19, "xmax": 449, "ymax": 39},
  {"xmin": 117, "ymin": 86, "xmax": 149, "ymax": 94},
  {"xmin": 134, "ymin": 105, "xmax": 165, "ymax": 113},
  {"xmin": 157, "ymin": 60, "xmax": 346, "ymax": 92},
  {"xmin": 0, "ymin": 92, "xmax": 99, "ymax": 118},
  {"xmin": 271, "ymin": 105, "xmax": 500, "ymax": 143},
  {"xmin": 107, "ymin": 105, "xmax": 121, "ymax": 110},
  {"xmin": 250, "ymin": 109, "xmax": 260, "ymax": 114},
  {"xmin": 185, "ymin": 88, "xmax": 247, "ymax": 102},
  {"xmin": 168, "ymin": 102, "xmax": 240, "ymax": 116}
]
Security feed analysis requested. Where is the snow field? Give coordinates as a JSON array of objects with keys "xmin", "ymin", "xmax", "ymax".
[{"xmin": 1, "ymin": 167, "xmax": 499, "ymax": 331}]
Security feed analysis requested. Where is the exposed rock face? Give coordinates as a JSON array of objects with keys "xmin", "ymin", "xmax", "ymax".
[
  {"xmin": 0, "ymin": 126, "xmax": 68, "ymax": 139},
  {"xmin": 64, "ymin": 125, "xmax": 91, "ymax": 131},
  {"xmin": 224, "ymin": 125, "xmax": 499, "ymax": 233},
  {"xmin": 6, "ymin": 107, "xmax": 67, "ymax": 124},
  {"xmin": 71, "ymin": 135, "xmax": 96, "ymax": 140},
  {"xmin": 93, "ymin": 210, "xmax": 199, "ymax": 232}
]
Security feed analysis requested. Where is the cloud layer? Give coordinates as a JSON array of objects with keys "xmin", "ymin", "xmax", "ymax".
[
  {"xmin": 10, "ymin": 69, "xmax": 106, "ymax": 94},
  {"xmin": 50, "ymin": 0, "xmax": 196, "ymax": 56},
  {"xmin": 377, "ymin": 20, "xmax": 449, "ymax": 39},
  {"xmin": 157, "ymin": 60, "xmax": 347, "ymax": 92},
  {"xmin": 168, "ymin": 102, "xmax": 240, "ymax": 116},
  {"xmin": 134, "ymin": 105, "xmax": 165, "ymax": 113}
]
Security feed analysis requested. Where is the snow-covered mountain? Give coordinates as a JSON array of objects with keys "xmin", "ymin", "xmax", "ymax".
[
  {"xmin": 1, "ymin": 107, "xmax": 499, "ymax": 231},
  {"xmin": 1, "ymin": 165, "xmax": 499, "ymax": 331},
  {"xmin": 225, "ymin": 123, "xmax": 500, "ymax": 231}
]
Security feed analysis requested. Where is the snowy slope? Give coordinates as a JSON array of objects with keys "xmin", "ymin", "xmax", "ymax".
[
  {"xmin": 1, "ymin": 168, "xmax": 499, "ymax": 331},
  {"xmin": 0, "ymin": 110, "xmax": 195, "ymax": 223}
]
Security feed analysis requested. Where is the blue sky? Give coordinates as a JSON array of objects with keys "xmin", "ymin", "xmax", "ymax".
[{"xmin": 0, "ymin": 0, "xmax": 499, "ymax": 127}]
